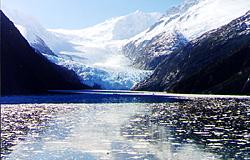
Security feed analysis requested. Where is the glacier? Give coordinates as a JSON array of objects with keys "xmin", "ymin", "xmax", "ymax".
[
  {"xmin": 45, "ymin": 55, "xmax": 152, "ymax": 90},
  {"xmin": 3, "ymin": 8, "xmax": 159, "ymax": 90}
]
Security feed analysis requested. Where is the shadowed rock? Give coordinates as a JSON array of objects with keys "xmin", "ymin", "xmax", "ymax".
[{"xmin": 1, "ymin": 11, "xmax": 91, "ymax": 95}]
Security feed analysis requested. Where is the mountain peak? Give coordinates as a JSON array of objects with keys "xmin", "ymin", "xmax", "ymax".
[
  {"xmin": 134, "ymin": 10, "xmax": 144, "ymax": 14},
  {"xmin": 123, "ymin": 0, "xmax": 250, "ymax": 70}
]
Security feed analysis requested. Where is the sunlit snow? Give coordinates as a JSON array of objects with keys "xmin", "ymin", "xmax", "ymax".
[
  {"xmin": 3, "ymin": 9, "xmax": 160, "ymax": 89},
  {"xmin": 128, "ymin": 0, "xmax": 250, "ymax": 54},
  {"xmin": 49, "ymin": 10, "xmax": 161, "ymax": 68}
]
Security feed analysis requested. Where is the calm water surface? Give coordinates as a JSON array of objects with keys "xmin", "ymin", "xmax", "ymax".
[{"xmin": 1, "ymin": 93, "xmax": 250, "ymax": 160}]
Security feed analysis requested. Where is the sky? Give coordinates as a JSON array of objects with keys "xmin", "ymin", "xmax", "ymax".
[{"xmin": 2, "ymin": 0, "xmax": 183, "ymax": 29}]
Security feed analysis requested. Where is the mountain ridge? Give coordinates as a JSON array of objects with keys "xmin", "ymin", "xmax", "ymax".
[
  {"xmin": 1, "ymin": 11, "xmax": 91, "ymax": 95},
  {"xmin": 133, "ymin": 10, "xmax": 250, "ymax": 95},
  {"xmin": 123, "ymin": 0, "xmax": 250, "ymax": 70},
  {"xmin": 2, "ymin": 9, "xmax": 156, "ymax": 90}
]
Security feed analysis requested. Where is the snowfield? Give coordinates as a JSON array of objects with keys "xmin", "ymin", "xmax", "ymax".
[{"xmin": 48, "ymin": 10, "xmax": 162, "ymax": 68}]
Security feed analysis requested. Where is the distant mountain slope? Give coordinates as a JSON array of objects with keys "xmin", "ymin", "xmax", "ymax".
[
  {"xmin": 49, "ymin": 10, "xmax": 162, "ymax": 67},
  {"xmin": 1, "ymin": 9, "xmax": 156, "ymax": 90},
  {"xmin": 123, "ymin": 0, "xmax": 250, "ymax": 69},
  {"xmin": 2, "ymin": 9, "xmax": 73, "ymax": 55},
  {"xmin": 4, "ymin": 8, "xmax": 161, "ymax": 66},
  {"xmin": 134, "ymin": 11, "xmax": 250, "ymax": 95},
  {"xmin": 0, "ymin": 11, "xmax": 90, "ymax": 95},
  {"xmin": 51, "ymin": 10, "xmax": 161, "ymax": 41}
]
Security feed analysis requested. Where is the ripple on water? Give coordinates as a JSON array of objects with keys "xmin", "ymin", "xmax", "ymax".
[
  {"xmin": 121, "ymin": 98, "xmax": 250, "ymax": 159},
  {"xmin": 1, "ymin": 98, "xmax": 250, "ymax": 160}
]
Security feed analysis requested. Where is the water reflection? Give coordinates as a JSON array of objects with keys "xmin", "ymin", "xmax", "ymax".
[
  {"xmin": 1, "ymin": 97, "xmax": 250, "ymax": 159},
  {"xmin": 1, "ymin": 104, "xmax": 78, "ymax": 158},
  {"xmin": 121, "ymin": 98, "xmax": 250, "ymax": 159}
]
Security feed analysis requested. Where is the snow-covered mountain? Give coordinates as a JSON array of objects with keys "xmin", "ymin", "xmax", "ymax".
[
  {"xmin": 49, "ymin": 11, "xmax": 161, "ymax": 68},
  {"xmin": 1, "ymin": 11, "xmax": 90, "ymax": 95},
  {"xmin": 2, "ymin": 8, "xmax": 72, "ymax": 54},
  {"xmin": 46, "ymin": 11, "xmax": 161, "ymax": 89},
  {"xmin": 51, "ymin": 10, "xmax": 161, "ymax": 41},
  {"xmin": 123, "ymin": 0, "xmax": 250, "ymax": 69},
  {"xmin": 134, "ymin": 11, "xmax": 250, "ymax": 94},
  {"xmin": 4, "ymin": 9, "xmax": 160, "ymax": 69},
  {"xmin": 3, "ymin": 9, "xmax": 159, "ymax": 90}
]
